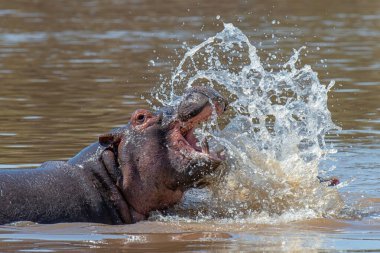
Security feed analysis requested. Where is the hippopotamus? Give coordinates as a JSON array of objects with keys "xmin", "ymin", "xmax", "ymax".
[{"xmin": 0, "ymin": 86, "xmax": 227, "ymax": 225}]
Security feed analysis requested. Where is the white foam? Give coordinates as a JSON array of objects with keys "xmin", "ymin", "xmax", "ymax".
[{"xmin": 151, "ymin": 23, "xmax": 343, "ymax": 223}]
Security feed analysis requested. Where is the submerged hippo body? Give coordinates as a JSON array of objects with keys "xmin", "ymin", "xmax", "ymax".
[{"xmin": 0, "ymin": 87, "xmax": 227, "ymax": 225}]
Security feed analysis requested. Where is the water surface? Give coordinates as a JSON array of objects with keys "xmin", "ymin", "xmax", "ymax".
[{"xmin": 0, "ymin": 0, "xmax": 379, "ymax": 252}]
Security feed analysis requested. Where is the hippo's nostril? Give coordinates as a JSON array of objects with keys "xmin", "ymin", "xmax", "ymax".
[
  {"xmin": 223, "ymin": 99, "xmax": 228, "ymax": 110},
  {"xmin": 157, "ymin": 112, "xmax": 163, "ymax": 124}
]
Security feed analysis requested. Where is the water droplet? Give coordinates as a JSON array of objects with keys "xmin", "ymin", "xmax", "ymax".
[{"xmin": 151, "ymin": 23, "xmax": 341, "ymax": 223}]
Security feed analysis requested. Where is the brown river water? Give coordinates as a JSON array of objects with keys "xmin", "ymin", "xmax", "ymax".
[{"xmin": 0, "ymin": 0, "xmax": 379, "ymax": 252}]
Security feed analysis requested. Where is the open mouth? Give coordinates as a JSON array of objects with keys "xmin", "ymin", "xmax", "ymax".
[
  {"xmin": 171, "ymin": 103, "xmax": 225, "ymax": 162},
  {"xmin": 166, "ymin": 86, "xmax": 228, "ymax": 164}
]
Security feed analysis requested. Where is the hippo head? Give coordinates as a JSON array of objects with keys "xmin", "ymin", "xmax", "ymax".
[{"xmin": 98, "ymin": 87, "xmax": 227, "ymax": 220}]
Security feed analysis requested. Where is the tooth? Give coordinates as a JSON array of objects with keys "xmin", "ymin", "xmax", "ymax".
[{"xmin": 201, "ymin": 137, "xmax": 210, "ymax": 154}]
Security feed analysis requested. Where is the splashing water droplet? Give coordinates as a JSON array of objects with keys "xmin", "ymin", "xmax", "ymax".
[{"xmin": 151, "ymin": 23, "xmax": 343, "ymax": 224}]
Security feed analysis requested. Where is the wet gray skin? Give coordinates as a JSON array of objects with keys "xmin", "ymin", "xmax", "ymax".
[{"xmin": 0, "ymin": 86, "xmax": 227, "ymax": 225}]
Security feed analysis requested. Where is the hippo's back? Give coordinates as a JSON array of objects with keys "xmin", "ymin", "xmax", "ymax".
[{"xmin": 0, "ymin": 161, "xmax": 111, "ymax": 224}]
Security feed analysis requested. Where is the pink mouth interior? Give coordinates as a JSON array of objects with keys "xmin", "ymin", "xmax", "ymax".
[
  {"xmin": 170, "ymin": 125, "xmax": 203, "ymax": 154},
  {"xmin": 184, "ymin": 128, "xmax": 202, "ymax": 152},
  {"xmin": 173, "ymin": 103, "xmax": 223, "ymax": 160}
]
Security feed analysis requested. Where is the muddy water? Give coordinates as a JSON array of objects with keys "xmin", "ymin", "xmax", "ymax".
[{"xmin": 0, "ymin": 0, "xmax": 379, "ymax": 252}]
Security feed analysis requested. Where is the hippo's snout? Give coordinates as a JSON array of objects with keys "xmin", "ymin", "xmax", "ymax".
[{"xmin": 177, "ymin": 87, "xmax": 228, "ymax": 122}]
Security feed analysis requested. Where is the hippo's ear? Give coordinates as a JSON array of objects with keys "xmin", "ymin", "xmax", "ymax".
[{"xmin": 99, "ymin": 132, "xmax": 121, "ymax": 148}]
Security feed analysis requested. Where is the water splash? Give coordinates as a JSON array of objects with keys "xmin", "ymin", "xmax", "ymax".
[{"xmin": 152, "ymin": 23, "xmax": 343, "ymax": 223}]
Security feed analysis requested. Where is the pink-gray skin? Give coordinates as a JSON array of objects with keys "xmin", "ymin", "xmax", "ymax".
[{"xmin": 0, "ymin": 86, "xmax": 227, "ymax": 225}]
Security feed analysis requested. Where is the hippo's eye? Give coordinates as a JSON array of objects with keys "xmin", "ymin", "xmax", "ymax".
[
  {"xmin": 131, "ymin": 109, "xmax": 153, "ymax": 127},
  {"xmin": 136, "ymin": 114, "xmax": 146, "ymax": 124}
]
